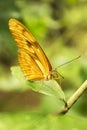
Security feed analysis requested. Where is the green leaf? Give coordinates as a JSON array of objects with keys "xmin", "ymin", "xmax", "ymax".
[
  {"xmin": 11, "ymin": 66, "xmax": 66, "ymax": 102},
  {"xmin": 11, "ymin": 66, "xmax": 26, "ymax": 83}
]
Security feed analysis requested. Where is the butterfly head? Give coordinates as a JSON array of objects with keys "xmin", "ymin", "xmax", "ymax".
[{"xmin": 44, "ymin": 69, "xmax": 63, "ymax": 81}]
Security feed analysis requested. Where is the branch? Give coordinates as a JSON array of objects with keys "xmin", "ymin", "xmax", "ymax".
[{"xmin": 58, "ymin": 80, "xmax": 87, "ymax": 115}]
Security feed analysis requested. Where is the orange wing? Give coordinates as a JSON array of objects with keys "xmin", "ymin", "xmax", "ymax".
[
  {"xmin": 18, "ymin": 49, "xmax": 44, "ymax": 80},
  {"xmin": 9, "ymin": 18, "xmax": 52, "ymax": 80}
]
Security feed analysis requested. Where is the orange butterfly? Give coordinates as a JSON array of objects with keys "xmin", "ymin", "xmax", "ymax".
[{"xmin": 9, "ymin": 19, "xmax": 62, "ymax": 82}]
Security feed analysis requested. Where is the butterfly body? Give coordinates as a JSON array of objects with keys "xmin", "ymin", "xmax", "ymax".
[{"xmin": 9, "ymin": 19, "xmax": 60, "ymax": 81}]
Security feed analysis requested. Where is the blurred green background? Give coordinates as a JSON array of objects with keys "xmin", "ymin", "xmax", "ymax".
[{"xmin": 0, "ymin": 0, "xmax": 87, "ymax": 129}]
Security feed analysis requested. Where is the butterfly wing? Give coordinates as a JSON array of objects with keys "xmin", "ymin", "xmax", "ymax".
[
  {"xmin": 9, "ymin": 18, "xmax": 52, "ymax": 80},
  {"xmin": 18, "ymin": 49, "xmax": 44, "ymax": 80}
]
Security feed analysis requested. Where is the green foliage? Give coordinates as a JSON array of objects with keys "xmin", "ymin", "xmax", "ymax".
[
  {"xmin": 0, "ymin": 0, "xmax": 87, "ymax": 129},
  {"xmin": 0, "ymin": 111, "xmax": 87, "ymax": 130}
]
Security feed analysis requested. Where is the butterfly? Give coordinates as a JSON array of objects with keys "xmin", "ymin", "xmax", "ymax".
[{"xmin": 9, "ymin": 18, "xmax": 62, "ymax": 82}]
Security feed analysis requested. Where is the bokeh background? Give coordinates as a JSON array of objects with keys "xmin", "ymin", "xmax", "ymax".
[{"xmin": 0, "ymin": 0, "xmax": 87, "ymax": 129}]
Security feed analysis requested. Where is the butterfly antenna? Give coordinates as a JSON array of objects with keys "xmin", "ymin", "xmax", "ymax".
[{"xmin": 56, "ymin": 55, "xmax": 81, "ymax": 69}]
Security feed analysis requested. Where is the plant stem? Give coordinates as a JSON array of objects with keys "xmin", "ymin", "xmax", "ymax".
[{"xmin": 58, "ymin": 80, "xmax": 87, "ymax": 115}]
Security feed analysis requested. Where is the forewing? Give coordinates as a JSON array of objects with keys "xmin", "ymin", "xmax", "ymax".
[{"xmin": 9, "ymin": 19, "xmax": 52, "ymax": 77}]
